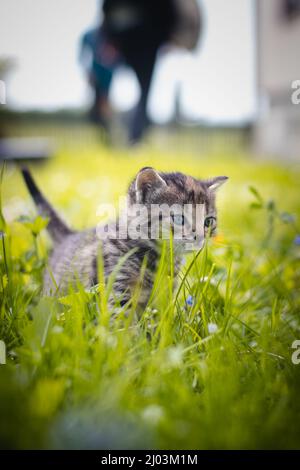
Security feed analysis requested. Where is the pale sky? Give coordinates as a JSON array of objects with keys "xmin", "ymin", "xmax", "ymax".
[{"xmin": 0, "ymin": 0, "xmax": 257, "ymax": 125}]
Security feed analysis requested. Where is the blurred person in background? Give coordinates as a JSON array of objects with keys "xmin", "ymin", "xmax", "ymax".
[
  {"xmin": 80, "ymin": 25, "xmax": 121, "ymax": 132},
  {"xmin": 81, "ymin": 0, "xmax": 202, "ymax": 144},
  {"xmin": 103, "ymin": 0, "xmax": 202, "ymax": 144}
]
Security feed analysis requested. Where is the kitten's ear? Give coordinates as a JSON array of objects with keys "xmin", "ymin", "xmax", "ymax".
[
  {"xmin": 135, "ymin": 167, "xmax": 167, "ymax": 202},
  {"xmin": 205, "ymin": 176, "xmax": 228, "ymax": 192}
]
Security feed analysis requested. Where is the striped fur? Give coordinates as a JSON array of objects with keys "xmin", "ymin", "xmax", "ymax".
[{"xmin": 22, "ymin": 167, "xmax": 227, "ymax": 311}]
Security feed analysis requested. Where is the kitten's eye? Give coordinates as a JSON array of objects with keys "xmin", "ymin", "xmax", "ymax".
[
  {"xmin": 172, "ymin": 214, "xmax": 185, "ymax": 226},
  {"xmin": 204, "ymin": 216, "xmax": 216, "ymax": 229}
]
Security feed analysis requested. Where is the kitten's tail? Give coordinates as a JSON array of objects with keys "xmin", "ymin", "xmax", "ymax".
[{"xmin": 21, "ymin": 167, "xmax": 73, "ymax": 243}]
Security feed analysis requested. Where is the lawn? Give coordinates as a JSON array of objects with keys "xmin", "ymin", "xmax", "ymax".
[{"xmin": 0, "ymin": 126, "xmax": 300, "ymax": 449}]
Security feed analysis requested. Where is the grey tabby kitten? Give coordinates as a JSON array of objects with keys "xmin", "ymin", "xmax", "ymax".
[{"xmin": 22, "ymin": 167, "xmax": 227, "ymax": 310}]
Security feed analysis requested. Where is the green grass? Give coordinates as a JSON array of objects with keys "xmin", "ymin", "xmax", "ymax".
[{"xmin": 1, "ymin": 128, "xmax": 300, "ymax": 449}]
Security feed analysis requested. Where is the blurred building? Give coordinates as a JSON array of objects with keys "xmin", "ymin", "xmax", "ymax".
[{"xmin": 255, "ymin": 0, "xmax": 300, "ymax": 159}]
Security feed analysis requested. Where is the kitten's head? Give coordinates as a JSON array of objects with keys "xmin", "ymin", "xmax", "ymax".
[{"xmin": 128, "ymin": 167, "xmax": 228, "ymax": 251}]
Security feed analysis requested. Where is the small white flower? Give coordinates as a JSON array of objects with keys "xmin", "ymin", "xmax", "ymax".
[
  {"xmin": 142, "ymin": 405, "xmax": 164, "ymax": 425},
  {"xmin": 208, "ymin": 322, "xmax": 218, "ymax": 334},
  {"xmin": 167, "ymin": 345, "xmax": 184, "ymax": 367},
  {"xmin": 52, "ymin": 325, "xmax": 64, "ymax": 334}
]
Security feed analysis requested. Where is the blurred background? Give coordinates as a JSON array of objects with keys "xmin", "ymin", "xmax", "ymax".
[
  {"xmin": 0, "ymin": 0, "xmax": 299, "ymax": 156},
  {"xmin": 0, "ymin": 0, "xmax": 299, "ymax": 230},
  {"xmin": 0, "ymin": 1, "xmax": 255, "ymax": 123}
]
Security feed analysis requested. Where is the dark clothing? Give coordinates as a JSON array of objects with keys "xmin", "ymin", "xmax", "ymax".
[
  {"xmin": 102, "ymin": 0, "xmax": 176, "ymax": 52},
  {"xmin": 102, "ymin": 0, "xmax": 201, "ymax": 142},
  {"xmin": 102, "ymin": 0, "xmax": 178, "ymax": 142}
]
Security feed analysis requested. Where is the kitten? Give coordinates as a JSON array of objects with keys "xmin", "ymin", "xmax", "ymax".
[{"xmin": 22, "ymin": 167, "xmax": 227, "ymax": 310}]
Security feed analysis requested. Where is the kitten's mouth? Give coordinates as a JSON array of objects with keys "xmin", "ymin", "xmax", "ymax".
[
  {"xmin": 175, "ymin": 236, "xmax": 205, "ymax": 253},
  {"xmin": 183, "ymin": 243, "xmax": 204, "ymax": 253}
]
